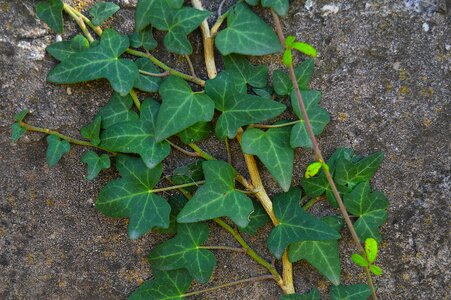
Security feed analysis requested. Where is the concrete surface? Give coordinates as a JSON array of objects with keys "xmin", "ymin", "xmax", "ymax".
[{"xmin": 0, "ymin": 0, "xmax": 449, "ymax": 299}]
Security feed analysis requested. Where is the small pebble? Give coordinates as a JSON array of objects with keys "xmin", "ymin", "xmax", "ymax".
[
  {"xmin": 321, "ymin": 4, "xmax": 339, "ymax": 16},
  {"xmin": 66, "ymin": 87, "xmax": 73, "ymax": 95},
  {"xmin": 422, "ymin": 22, "xmax": 429, "ymax": 32}
]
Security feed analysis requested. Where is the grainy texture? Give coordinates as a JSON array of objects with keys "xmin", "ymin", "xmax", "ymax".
[{"xmin": 0, "ymin": 0, "xmax": 449, "ymax": 299}]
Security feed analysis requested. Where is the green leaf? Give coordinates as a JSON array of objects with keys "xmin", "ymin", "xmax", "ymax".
[
  {"xmin": 238, "ymin": 202, "xmax": 270, "ymax": 235},
  {"xmin": 290, "ymin": 90, "xmax": 330, "ymax": 149},
  {"xmin": 155, "ymin": 76, "xmax": 215, "ymax": 142},
  {"xmin": 80, "ymin": 116, "xmax": 101, "ymax": 146},
  {"xmin": 14, "ymin": 109, "xmax": 30, "ymax": 122},
  {"xmin": 280, "ymin": 289, "xmax": 320, "ymax": 300},
  {"xmin": 89, "ymin": 2, "xmax": 120, "ymax": 26},
  {"xmin": 285, "ymin": 36, "xmax": 296, "ymax": 48},
  {"xmin": 261, "ymin": 0, "xmax": 289, "ymax": 16},
  {"xmin": 36, "ymin": 0, "xmax": 64, "ymax": 33},
  {"xmin": 245, "ymin": 0, "xmax": 259, "ymax": 5},
  {"xmin": 47, "ymin": 29, "xmax": 138, "ymax": 96},
  {"xmin": 153, "ymin": 194, "xmax": 187, "ymax": 234},
  {"xmin": 365, "ymin": 238, "xmax": 378, "ymax": 263},
  {"xmin": 288, "ymin": 216, "xmax": 344, "ymax": 285},
  {"xmin": 223, "ymin": 54, "xmax": 269, "ymax": 88},
  {"xmin": 134, "ymin": 58, "xmax": 162, "ymax": 93},
  {"xmin": 101, "ymin": 99, "xmax": 171, "ymax": 169},
  {"xmin": 129, "ymin": 27, "xmax": 158, "ymax": 51},
  {"xmin": 370, "ymin": 264, "xmax": 383, "ymax": 276},
  {"xmin": 273, "ymin": 59, "xmax": 314, "ymax": 95},
  {"xmin": 283, "ymin": 49, "xmax": 293, "ymax": 66},
  {"xmin": 96, "ymin": 154, "xmax": 171, "ymax": 239},
  {"xmin": 205, "ymin": 71, "xmax": 285, "ymax": 139},
  {"xmin": 46, "ymin": 135, "xmax": 70, "ymax": 167},
  {"xmin": 149, "ymin": 222, "xmax": 216, "ymax": 283},
  {"xmin": 11, "ymin": 123, "xmax": 26, "ymax": 143},
  {"xmin": 329, "ymin": 284, "xmax": 371, "ymax": 300},
  {"xmin": 177, "ymin": 122, "xmax": 213, "ymax": 144},
  {"xmin": 129, "ymin": 269, "xmax": 192, "ymax": 300},
  {"xmin": 216, "ymin": 3, "xmax": 282, "ymax": 56},
  {"xmin": 351, "ymin": 254, "xmax": 369, "ymax": 267},
  {"xmin": 354, "ymin": 210, "xmax": 387, "ymax": 243},
  {"xmin": 135, "ymin": 0, "xmax": 184, "ymax": 32},
  {"xmin": 241, "ymin": 125, "xmax": 294, "ymax": 191},
  {"xmin": 177, "ymin": 160, "xmax": 254, "ymax": 227},
  {"xmin": 97, "ymin": 93, "xmax": 139, "ymax": 129},
  {"xmin": 169, "ymin": 159, "xmax": 204, "ymax": 193},
  {"xmin": 293, "ymin": 42, "xmax": 318, "ymax": 58},
  {"xmin": 253, "ymin": 87, "xmax": 273, "ymax": 99},
  {"xmin": 335, "ymin": 152, "xmax": 385, "ymax": 189},
  {"xmin": 81, "ymin": 151, "xmax": 110, "ymax": 180},
  {"xmin": 305, "ymin": 162, "xmax": 322, "ymax": 179},
  {"xmin": 46, "ymin": 34, "xmax": 90, "ymax": 61},
  {"xmin": 268, "ymin": 189, "xmax": 340, "ymax": 258}
]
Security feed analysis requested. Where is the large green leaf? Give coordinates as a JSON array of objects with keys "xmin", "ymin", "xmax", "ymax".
[
  {"xmin": 177, "ymin": 160, "xmax": 254, "ymax": 227},
  {"xmin": 335, "ymin": 152, "xmax": 385, "ymax": 189},
  {"xmin": 289, "ymin": 216, "xmax": 344, "ymax": 285},
  {"xmin": 273, "ymin": 59, "xmax": 314, "ymax": 96},
  {"xmin": 97, "ymin": 93, "xmax": 139, "ymax": 129},
  {"xmin": 261, "ymin": 0, "xmax": 289, "ymax": 16},
  {"xmin": 81, "ymin": 151, "xmax": 111, "ymax": 180},
  {"xmin": 80, "ymin": 116, "xmax": 101, "ymax": 146},
  {"xmin": 134, "ymin": 58, "xmax": 162, "ymax": 93},
  {"xmin": 216, "ymin": 3, "xmax": 282, "ymax": 56},
  {"xmin": 46, "ymin": 135, "xmax": 70, "ymax": 167},
  {"xmin": 155, "ymin": 76, "xmax": 215, "ymax": 142},
  {"xmin": 36, "ymin": 0, "xmax": 64, "ymax": 33},
  {"xmin": 47, "ymin": 29, "xmax": 138, "ymax": 96},
  {"xmin": 344, "ymin": 182, "xmax": 388, "ymax": 242},
  {"xmin": 241, "ymin": 125, "xmax": 294, "ymax": 191},
  {"xmin": 89, "ymin": 2, "xmax": 120, "ymax": 26},
  {"xmin": 238, "ymin": 202, "xmax": 270, "ymax": 235},
  {"xmin": 290, "ymin": 90, "xmax": 330, "ymax": 149},
  {"xmin": 135, "ymin": 0, "xmax": 184, "ymax": 31},
  {"xmin": 280, "ymin": 289, "xmax": 320, "ymax": 300},
  {"xmin": 46, "ymin": 34, "xmax": 90, "ymax": 61},
  {"xmin": 205, "ymin": 71, "xmax": 285, "ymax": 139},
  {"xmin": 267, "ymin": 189, "xmax": 340, "ymax": 258},
  {"xmin": 101, "ymin": 99, "xmax": 170, "ymax": 169},
  {"xmin": 129, "ymin": 269, "xmax": 192, "ymax": 300},
  {"xmin": 149, "ymin": 223, "xmax": 216, "ymax": 283},
  {"xmin": 223, "ymin": 54, "xmax": 268, "ymax": 88},
  {"xmin": 329, "ymin": 284, "xmax": 371, "ymax": 300},
  {"xmin": 96, "ymin": 154, "xmax": 170, "ymax": 239}
]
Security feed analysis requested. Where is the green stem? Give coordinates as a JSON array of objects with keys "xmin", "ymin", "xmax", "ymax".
[
  {"xmin": 62, "ymin": 4, "xmax": 94, "ymax": 42},
  {"xmin": 303, "ymin": 196, "xmax": 323, "ymax": 210},
  {"xmin": 129, "ymin": 89, "xmax": 141, "ymax": 111},
  {"xmin": 199, "ymin": 246, "xmax": 246, "ymax": 253},
  {"xmin": 165, "ymin": 140, "xmax": 201, "ymax": 157},
  {"xmin": 150, "ymin": 181, "xmax": 205, "ymax": 193},
  {"xmin": 188, "ymin": 143, "xmax": 216, "ymax": 160},
  {"xmin": 252, "ymin": 120, "xmax": 301, "ymax": 129},
  {"xmin": 139, "ymin": 69, "xmax": 170, "ymax": 77},
  {"xmin": 63, "ymin": 3, "xmax": 103, "ymax": 36},
  {"xmin": 225, "ymin": 138, "xmax": 232, "ymax": 164}
]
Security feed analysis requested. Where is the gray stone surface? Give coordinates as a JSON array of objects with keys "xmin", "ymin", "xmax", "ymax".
[{"xmin": 0, "ymin": 0, "xmax": 449, "ymax": 299}]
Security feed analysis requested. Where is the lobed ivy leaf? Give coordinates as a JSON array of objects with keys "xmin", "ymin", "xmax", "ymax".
[
  {"xmin": 290, "ymin": 90, "xmax": 330, "ymax": 149},
  {"xmin": 129, "ymin": 27, "xmax": 158, "ymax": 51},
  {"xmin": 216, "ymin": 3, "xmax": 282, "ymax": 56},
  {"xmin": 149, "ymin": 222, "xmax": 216, "ymax": 283},
  {"xmin": 273, "ymin": 59, "xmax": 314, "ymax": 96},
  {"xmin": 80, "ymin": 116, "xmax": 101, "ymax": 146},
  {"xmin": 177, "ymin": 122, "xmax": 213, "ymax": 144},
  {"xmin": 205, "ymin": 71, "xmax": 285, "ymax": 139},
  {"xmin": 96, "ymin": 154, "xmax": 170, "ymax": 239},
  {"xmin": 47, "ymin": 29, "xmax": 138, "ymax": 96},
  {"xmin": 280, "ymin": 288, "xmax": 320, "ymax": 300},
  {"xmin": 46, "ymin": 135, "xmax": 70, "ymax": 167},
  {"xmin": 238, "ymin": 202, "xmax": 270, "ymax": 235},
  {"xmin": 46, "ymin": 34, "xmax": 90, "ymax": 61},
  {"xmin": 135, "ymin": 0, "xmax": 184, "ymax": 32},
  {"xmin": 89, "ymin": 2, "xmax": 120, "ymax": 26},
  {"xmin": 96, "ymin": 93, "xmax": 139, "ymax": 129},
  {"xmin": 268, "ymin": 189, "xmax": 340, "ymax": 259},
  {"xmin": 335, "ymin": 152, "xmax": 385, "ymax": 189},
  {"xmin": 100, "ymin": 99, "xmax": 171, "ymax": 169},
  {"xmin": 329, "ymin": 284, "xmax": 371, "ymax": 300},
  {"xmin": 36, "ymin": 0, "xmax": 64, "ymax": 33},
  {"xmin": 134, "ymin": 58, "xmax": 162, "ymax": 93},
  {"xmin": 177, "ymin": 160, "xmax": 254, "ymax": 228},
  {"xmin": 223, "ymin": 54, "xmax": 269, "ymax": 88},
  {"xmin": 155, "ymin": 77, "xmax": 214, "ymax": 142},
  {"xmin": 11, "ymin": 123, "xmax": 27, "ymax": 143},
  {"xmin": 129, "ymin": 269, "xmax": 192, "ymax": 300},
  {"xmin": 241, "ymin": 125, "xmax": 294, "ymax": 192},
  {"xmin": 289, "ymin": 216, "xmax": 344, "ymax": 285},
  {"xmin": 81, "ymin": 151, "xmax": 111, "ymax": 180}
]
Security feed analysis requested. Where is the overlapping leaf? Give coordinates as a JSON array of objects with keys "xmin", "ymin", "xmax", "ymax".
[
  {"xmin": 89, "ymin": 2, "xmax": 120, "ymax": 26},
  {"xmin": 80, "ymin": 116, "xmax": 101, "ymax": 146},
  {"xmin": 81, "ymin": 151, "xmax": 110, "ymax": 180},
  {"xmin": 177, "ymin": 122, "xmax": 213, "ymax": 144},
  {"xmin": 268, "ymin": 189, "xmax": 340, "ymax": 258},
  {"xmin": 129, "ymin": 27, "xmax": 158, "ymax": 51},
  {"xmin": 36, "ymin": 0, "xmax": 64, "ymax": 33},
  {"xmin": 96, "ymin": 93, "xmax": 139, "ymax": 129},
  {"xmin": 134, "ymin": 58, "xmax": 162, "ymax": 93},
  {"xmin": 46, "ymin": 34, "xmax": 90, "ymax": 61},
  {"xmin": 177, "ymin": 160, "xmax": 254, "ymax": 227},
  {"xmin": 223, "ymin": 55, "xmax": 268, "ymax": 88},
  {"xmin": 47, "ymin": 29, "xmax": 138, "ymax": 96},
  {"xmin": 329, "ymin": 284, "xmax": 371, "ymax": 300},
  {"xmin": 96, "ymin": 154, "xmax": 170, "ymax": 239},
  {"xmin": 46, "ymin": 135, "xmax": 70, "ymax": 167},
  {"xmin": 216, "ymin": 3, "xmax": 282, "ymax": 56},
  {"xmin": 149, "ymin": 222, "xmax": 216, "ymax": 283},
  {"xmin": 280, "ymin": 289, "xmax": 320, "ymax": 300},
  {"xmin": 238, "ymin": 202, "xmax": 270, "ymax": 235},
  {"xmin": 153, "ymin": 195, "xmax": 187, "ymax": 235},
  {"xmin": 273, "ymin": 59, "xmax": 314, "ymax": 95},
  {"xmin": 100, "ymin": 99, "xmax": 170, "ymax": 169}
]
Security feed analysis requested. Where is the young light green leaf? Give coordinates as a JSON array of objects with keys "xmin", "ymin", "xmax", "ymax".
[
  {"xmin": 351, "ymin": 254, "xmax": 369, "ymax": 267},
  {"xmin": 177, "ymin": 122, "xmax": 213, "ymax": 144},
  {"xmin": 81, "ymin": 151, "xmax": 110, "ymax": 180},
  {"xmin": 11, "ymin": 123, "xmax": 27, "ymax": 143},
  {"xmin": 216, "ymin": 3, "xmax": 282, "ymax": 56},
  {"xmin": 46, "ymin": 34, "xmax": 90, "ymax": 61},
  {"xmin": 305, "ymin": 162, "xmax": 322, "ymax": 179},
  {"xmin": 128, "ymin": 269, "xmax": 192, "ymax": 300},
  {"xmin": 285, "ymin": 35, "xmax": 296, "ymax": 48},
  {"xmin": 47, "ymin": 29, "xmax": 138, "ymax": 96},
  {"xmin": 262, "ymin": 0, "xmax": 290, "ymax": 16},
  {"xmin": 293, "ymin": 42, "xmax": 318, "ymax": 58},
  {"xmin": 241, "ymin": 125, "xmax": 294, "ymax": 192},
  {"xmin": 283, "ymin": 49, "xmax": 293, "ymax": 66},
  {"xmin": 100, "ymin": 99, "xmax": 171, "ymax": 169},
  {"xmin": 129, "ymin": 27, "xmax": 158, "ymax": 51},
  {"xmin": 135, "ymin": 0, "xmax": 184, "ymax": 32},
  {"xmin": 97, "ymin": 93, "xmax": 139, "ymax": 129},
  {"xmin": 280, "ymin": 288, "xmax": 320, "ymax": 300},
  {"xmin": 80, "ymin": 116, "xmax": 101, "ymax": 146},
  {"xmin": 177, "ymin": 160, "xmax": 254, "ymax": 227},
  {"xmin": 365, "ymin": 237, "xmax": 378, "ymax": 263},
  {"xmin": 268, "ymin": 189, "xmax": 340, "ymax": 259},
  {"xmin": 155, "ymin": 77, "xmax": 214, "ymax": 142},
  {"xmin": 149, "ymin": 222, "xmax": 216, "ymax": 283},
  {"xmin": 134, "ymin": 58, "xmax": 162, "ymax": 93},
  {"xmin": 335, "ymin": 152, "xmax": 385, "ymax": 189},
  {"xmin": 14, "ymin": 109, "xmax": 30, "ymax": 122},
  {"xmin": 273, "ymin": 59, "xmax": 314, "ymax": 95},
  {"xmin": 36, "ymin": 0, "xmax": 64, "ymax": 33},
  {"xmin": 290, "ymin": 90, "xmax": 330, "ymax": 149},
  {"xmin": 238, "ymin": 202, "xmax": 270, "ymax": 235},
  {"xmin": 223, "ymin": 54, "xmax": 269, "ymax": 88},
  {"xmin": 329, "ymin": 284, "xmax": 372, "ymax": 300},
  {"xmin": 89, "ymin": 2, "xmax": 120, "ymax": 26},
  {"xmin": 96, "ymin": 154, "xmax": 171, "ymax": 240},
  {"xmin": 46, "ymin": 135, "xmax": 70, "ymax": 167},
  {"xmin": 370, "ymin": 264, "xmax": 383, "ymax": 276}
]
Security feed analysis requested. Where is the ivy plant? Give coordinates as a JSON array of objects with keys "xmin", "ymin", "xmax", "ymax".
[{"xmin": 12, "ymin": 0, "xmax": 389, "ymax": 299}]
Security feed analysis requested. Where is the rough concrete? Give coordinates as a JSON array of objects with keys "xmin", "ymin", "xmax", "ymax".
[{"xmin": 0, "ymin": 0, "xmax": 449, "ymax": 299}]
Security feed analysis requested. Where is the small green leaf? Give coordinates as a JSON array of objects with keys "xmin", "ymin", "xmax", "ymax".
[
  {"xmin": 96, "ymin": 93, "xmax": 139, "ymax": 129},
  {"xmin": 81, "ymin": 151, "xmax": 110, "ymax": 180},
  {"xmin": 245, "ymin": 0, "xmax": 259, "ymax": 5},
  {"xmin": 285, "ymin": 36, "xmax": 296, "ymax": 48},
  {"xmin": 46, "ymin": 34, "xmax": 90, "ymax": 61},
  {"xmin": 155, "ymin": 76, "xmax": 215, "ymax": 142},
  {"xmin": 177, "ymin": 122, "xmax": 213, "ymax": 144},
  {"xmin": 129, "ymin": 27, "xmax": 158, "ymax": 51},
  {"xmin": 128, "ymin": 269, "xmax": 192, "ymax": 300},
  {"xmin": 283, "ymin": 49, "xmax": 293, "ymax": 66},
  {"xmin": 351, "ymin": 253, "xmax": 369, "ymax": 267},
  {"xmin": 170, "ymin": 160, "xmax": 204, "ymax": 187},
  {"xmin": 370, "ymin": 264, "xmax": 383, "ymax": 276},
  {"xmin": 262, "ymin": 0, "xmax": 290, "ymax": 16},
  {"xmin": 80, "ymin": 116, "xmax": 101, "ymax": 146},
  {"xmin": 238, "ymin": 202, "xmax": 270, "ymax": 235},
  {"xmin": 365, "ymin": 238, "xmax": 378, "ymax": 263},
  {"xmin": 177, "ymin": 160, "xmax": 254, "ymax": 227},
  {"xmin": 149, "ymin": 222, "xmax": 216, "ymax": 283},
  {"xmin": 89, "ymin": 2, "xmax": 120, "ymax": 26},
  {"xmin": 216, "ymin": 3, "xmax": 282, "ymax": 56},
  {"xmin": 253, "ymin": 87, "xmax": 273, "ymax": 99},
  {"xmin": 135, "ymin": 0, "xmax": 184, "ymax": 32},
  {"xmin": 329, "ymin": 284, "xmax": 371, "ymax": 300},
  {"xmin": 223, "ymin": 54, "xmax": 269, "ymax": 88},
  {"xmin": 273, "ymin": 59, "xmax": 314, "ymax": 95},
  {"xmin": 280, "ymin": 288, "xmax": 320, "ymax": 300},
  {"xmin": 305, "ymin": 162, "xmax": 322, "ymax": 179},
  {"xmin": 134, "ymin": 58, "xmax": 162, "ymax": 93},
  {"xmin": 36, "ymin": 0, "xmax": 64, "ymax": 33},
  {"xmin": 335, "ymin": 152, "xmax": 385, "ymax": 189},
  {"xmin": 11, "ymin": 123, "xmax": 27, "ymax": 143},
  {"xmin": 293, "ymin": 42, "xmax": 318, "ymax": 58},
  {"xmin": 153, "ymin": 194, "xmax": 187, "ymax": 234},
  {"xmin": 46, "ymin": 135, "xmax": 70, "ymax": 167},
  {"xmin": 14, "ymin": 109, "xmax": 30, "ymax": 122}
]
